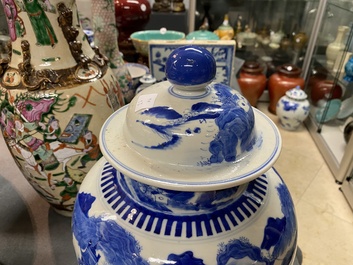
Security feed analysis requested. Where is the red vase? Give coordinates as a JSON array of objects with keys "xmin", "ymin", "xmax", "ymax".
[
  {"xmin": 115, "ymin": 0, "xmax": 151, "ymax": 62},
  {"xmin": 268, "ymin": 64, "xmax": 305, "ymax": 114},
  {"xmin": 311, "ymin": 80, "xmax": 342, "ymax": 106},
  {"xmin": 238, "ymin": 61, "xmax": 267, "ymax": 107}
]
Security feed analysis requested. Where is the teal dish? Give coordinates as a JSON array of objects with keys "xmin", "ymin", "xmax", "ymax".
[
  {"xmin": 186, "ymin": 30, "xmax": 220, "ymax": 40},
  {"xmin": 130, "ymin": 30, "xmax": 185, "ymax": 56},
  {"xmin": 315, "ymin": 99, "xmax": 342, "ymax": 123}
]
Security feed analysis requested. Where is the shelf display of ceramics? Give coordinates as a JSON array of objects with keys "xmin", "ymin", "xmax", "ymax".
[
  {"xmin": 326, "ymin": 25, "xmax": 349, "ymax": 69},
  {"xmin": 0, "ymin": 0, "xmax": 124, "ymax": 216},
  {"xmin": 72, "ymin": 45, "xmax": 298, "ymax": 265},
  {"xmin": 276, "ymin": 86, "xmax": 310, "ymax": 131},
  {"xmin": 268, "ymin": 64, "xmax": 305, "ymax": 114}
]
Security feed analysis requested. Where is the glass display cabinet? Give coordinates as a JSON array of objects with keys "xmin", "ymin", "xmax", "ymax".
[
  {"xmin": 304, "ymin": 0, "xmax": 353, "ymax": 185},
  {"xmin": 191, "ymin": 0, "xmax": 321, "ymax": 82}
]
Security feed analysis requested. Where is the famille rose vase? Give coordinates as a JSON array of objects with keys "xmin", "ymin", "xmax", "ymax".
[
  {"xmin": 72, "ymin": 46, "xmax": 298, "ymax": 264},
  {"xmin": 0, "ymin": 0, "xmax": 124, "ymax": 216}
]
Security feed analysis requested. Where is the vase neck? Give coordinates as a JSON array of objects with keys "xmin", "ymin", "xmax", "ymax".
[
  {"xmin": 334, "ymin": 26, "xmax": 349, "ymax": 43},
  {"xmin": 1, "ymin": 0, "xmax": 108, "ymax": 90}
]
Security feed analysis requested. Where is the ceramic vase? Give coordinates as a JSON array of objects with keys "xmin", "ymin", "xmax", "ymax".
[
  {"xmin": 115, "ymin": 0, "xmax": 151, "ymax": 62},
  {"xmin": 268, "ymin": 64, "xmax": 305, "ymax": 114},
  {"xmin": 72, "ymin": 46, "xmax": 298, "ymax": 264},
  {"xmin": 214, "ymin": 14, "xmax": 234, "ymax": 40},
  {"xmin": 91, "ymin": 0, "xmax": 133, "ymax": 103},
  {"xmin": 326, "ymin": 25, "xmax": 349, "ymax": 69},
  {"xmin": 311, "ymin": 80, "xmax": 342, "ymax": 106},
  {"xmin": 237, "ymin": 61, "xmax": 267, "ymax": 107},
  {"xmin": 0, "ymin": 0, "xmax": 124, "ymax": 216},
  {"xmin": 276, "ymin": 86, "xmax": 310, "ymax": 131}
]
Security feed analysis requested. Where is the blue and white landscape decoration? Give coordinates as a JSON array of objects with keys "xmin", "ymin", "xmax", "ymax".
[
  {"xmin": 72, "ymin": 162, "xmax": 297, "ymax": 265},
  {"xmin": 72, "ymin": 46, "xmax": 297, "ymax": 264},
  {"xmin": 131, "ymin": 83, "xmax": 256, "ymax": 166},
  {"xmin": 276, "ymin": 86, "xmax": 310, "ymax": 131}
]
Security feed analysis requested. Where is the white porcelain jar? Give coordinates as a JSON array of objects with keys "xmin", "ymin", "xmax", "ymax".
[
  {"xmin": 276, "ymin": 86, "xmax": 310, "ymax": 131},
  {"xmin": 72, "ymin": 46, "xmax": 298, "ymax": 264}
]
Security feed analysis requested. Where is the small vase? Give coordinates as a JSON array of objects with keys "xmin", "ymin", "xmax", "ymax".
[
  {"xmin": 72, "ymin": 46, "xmax": 298, "ymax": 264},
  {"xmin": 0, "ymin": 0, "xmax": 124, "ymax": 216},
  {"xmin": 326, "ymin": 25, "xmax": 349, "ymax": 69},
  {"xmin": 276, "ymin": 86, "xmax": 310, "ymax": 131},
  {"xmin": 237, "ymin": 61, "xmax": 267, "ymax": 107},
  {"xmin": 213, "ymin": 14, "xmax": 234, "ymax": 40},
  {"xmin": 268, "ymin": 64, "xmax": 305, "ymax": 114},
  {"xmin": 311, "ymin": 80, "xmax": 342, "ymax": 106}
]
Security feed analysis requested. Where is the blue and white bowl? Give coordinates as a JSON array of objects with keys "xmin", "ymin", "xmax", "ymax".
[{"xmin": 72, "ymin": 46, "xmax": 298, "ymax": 265}]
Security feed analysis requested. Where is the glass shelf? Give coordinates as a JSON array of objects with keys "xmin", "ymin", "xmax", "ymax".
[{"xmin": 305, "ymin": 0, "xmax": 353, "ymax": 183}]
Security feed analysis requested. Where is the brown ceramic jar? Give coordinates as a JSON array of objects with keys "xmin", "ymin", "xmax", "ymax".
[
  {"xmin": 268, "ymin": 64, "xmax": 305, "ymax": 114},
  {"xmin": 311, "ymin": 80, "xmax": 342, "ymax": 106},
  {"xmin": 238, "ymin": 61, "xmax": 267, "ymax": 107}
]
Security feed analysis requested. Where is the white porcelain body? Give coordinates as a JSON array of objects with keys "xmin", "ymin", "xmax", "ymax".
[
  {"xmin": 72, "ymin": 46, "xmax": 297, "ymax": 263},
  {"xmin": 326, "ymin": 25, "xmax": 349, "ymax": 69},
  {"xmin": 276, "ymin": 92, "xmax": 310, "ymax": 131},
  {"xmin": 72, "ymin": 157, "xmax": 298, "ymax": 265}
]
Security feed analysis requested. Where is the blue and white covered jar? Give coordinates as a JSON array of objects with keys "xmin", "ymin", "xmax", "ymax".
[
  {"xmin": 72, "ymin": 46, "xmax": 298, "ymax": 264},
  {"xmin": 276, "ymin": 86, "xmax": 310, "ymax": 131}
]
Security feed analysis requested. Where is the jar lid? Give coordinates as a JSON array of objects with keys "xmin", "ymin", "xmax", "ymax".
[
  {"xmin": 100, "ymin": 46, "xmax": 281, "ymax": 191},
  {"xmin": 139, "ymin": 74, "xmax": 156, "ymax": 84},
  {"xmin": 278, "ymin": 64, "xmax": 301, "ymax": 76},
  {"xmin": 241, "ymin": 61, "xmax": 263, "ymax": 74},
  {"xmin": 285, "ymin": 86, "xmax": 307, "ymax": 100},
  {"xmin": 186, "ymin": 30, "xmax": 220, "ymax": 40}
]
